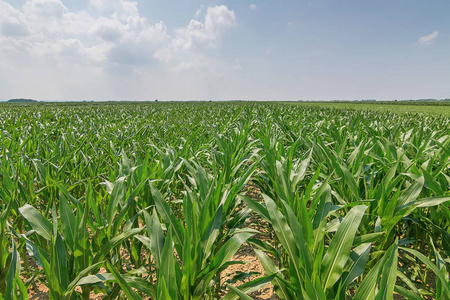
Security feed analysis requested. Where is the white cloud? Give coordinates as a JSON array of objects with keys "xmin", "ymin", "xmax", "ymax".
[
  {"xmin": 170, "ymin": 55, "xmax": 211, "ymax": 73},
  {"xmin": 0, "ymin": 1, "xmax": 235, "ymax": 70},
  {"xmin": 417, "ymin": 31, "xmax": 439, "ymax": 45},
  {"xmin": 23, "ymin": 0, "xmax": 67, "ymax": 20},
  {"xmin": 266, "ymin": 47, "xmax": 273, "ymax": 54},
  {"xmin": 250, "ymin": 4, "xmax": 257, "ymax": 10},
  {"xmin": 89, "ymin": 0, "xmax": 139, "ymax": 21},
  {"xmin": 173, "ymin": 6, "xmax": 236, "ymax": 51},
  {"xmin": 166, "ymin": 5, "xmax": 236, "ymax": 72},
  {"xmin": 195, "ymin": 5, "xmax": 204, "ymax": 18},
  {"xmin": 0, "ymin": 0, "xmax": 237, "ymax": 99}
]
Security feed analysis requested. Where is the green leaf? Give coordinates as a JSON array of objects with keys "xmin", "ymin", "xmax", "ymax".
[
  {"xmin": 194, "ymin": 231, "xmax": 255, "ymax": 297},
  {"xmin": 394, "ymin": 176, "xmax": 424, "ymax": 213},
  {"xmin": 422, "ymin": 168, "xmax": 443, "ymax": 195},
  {"xmin": 253, "ymin": 249, "xmax": 293, "ymax": 299},
  {"xmin": 158, "ymin": 277, "xmax": 173, "ymax": 300},
  {"xmin": 199, "ymin": 231, "xmax": 255, "ymax": 278},
  {"xmin": 106, "ymin": 176, "xmax": 126, "ymax": 226},
  {"xmin": 391, "ymin": 196, "xmax": 450, "ymax": 226},
  {"xmin": 92, "ymin": 227, "xmax": 144, "ymax": 264},
  {"xmin": 340, "ymin": 243, "xmax": 372, "ymax": 291},
  {"xmin": 353, "ymin": 232, "xmax": 385, "ymax": 247},
  {"xmin": 151, "ymin": 182, "xmax": 184, "ymax": 248},
  {"xmin": 159, "ymin": 228, "xmax": 179, "ymax": 300},
  {"xmin": 200, "ymin": 204, "xmax": 223, "ymax": 266},
  {"xmin": 238, "ymin": 195, "xmax": 270, "ymax": 223},
  {"xmin": 143, "ymin": 209, "xmax": 165, "ymax": 269},
  {"xmin": 64, "ymin": 261, "xmax": 104, "ymax": 297},
  {"xmin": 113, "ymin": 178, "xmax": 147, "ymax": 236},
  {"xmin": 353, "ymin": 242, "xmax": 396, "ymax": 299},
  {"xmin": 4, "ymin": 238, "xmax": 19, "ymax": 300},
  {"xmin": 400, "ymin": 247, "xmax": 450, "ymax": 296},
  {"xmin": 223, "ymin": 273, "xmax": 277, "ymax": 300},
  {"xmin": 393, "ymin": 286, "xmax": 422, "ymax": 300},
  {"xmin": 440, "ymin": 228, "xmax": 450, "ymax": 258},
  {"xmin": 53, "ymin": 232, "xmax": 69, "ymax": 292},
  {"xmin": 321, "ymin": 205, "xmax": 367, "ymax": 291},
  {"xmin": 339, "ymin": 163, "xmax": 360, "ymax": 200},
  {"xmin": 262, "ymin": 194, "xmax": 301, "ymax": 281},
  {"xmin": 19, "ymin": 205, "xmax": 52, "ymax": 241},
  {"xmin": 281, "ymin": 199, "xmax": 314, "ymax": 275},
  {"xmin": 375, "ymin": 240, "xmax": 398, "ymax": 300},
  {"xmin": 107, "ymin": 261, "xmax": 141, "ymax": 300},
  {"xmin": 225, "ymin": 284, "xmax": 254, "ymax": 300},
  {"xmin": 52, "ymin": 203, "xmax": 69, "ymax": 293},
  {"xmin": 59, "ymin": 191, "xmax": 76, "ymax": 252},
  {"xmin": 77, "ymin": 273, "xmax": 156, "ymax": 298}
]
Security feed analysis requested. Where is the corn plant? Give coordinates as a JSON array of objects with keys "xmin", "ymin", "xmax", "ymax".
[
  {"xmin": 138, "ymin": 180, "xmax": 267, "ymax": 299},
  {"xmin": 0, "ymin": 101, "xmax": 449, "ymax": 299}
]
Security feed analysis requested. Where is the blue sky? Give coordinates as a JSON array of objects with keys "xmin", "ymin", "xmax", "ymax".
[{"xmin": 0, "ymin": 0, "xmax": 448, "ymax": 101}]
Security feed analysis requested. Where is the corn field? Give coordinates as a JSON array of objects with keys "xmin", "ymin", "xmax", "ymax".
[{"xmin": 0, "ymin": 101, "xmax": 449, "ymax": 299}]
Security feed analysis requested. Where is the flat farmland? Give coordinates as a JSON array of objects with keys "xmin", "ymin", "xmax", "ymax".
[
  {"xmin": 292, "ymin": 101, "xmax": 450, "ymax": 116},
  {"xmin": 0, "ymin": 101, "xmax": 449, "ymax": 299}
]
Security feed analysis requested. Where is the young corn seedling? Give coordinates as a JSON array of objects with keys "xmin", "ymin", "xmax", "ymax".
[{"xmin": 139, "ymin": 180, "xmax": 266, "ymax": 299}]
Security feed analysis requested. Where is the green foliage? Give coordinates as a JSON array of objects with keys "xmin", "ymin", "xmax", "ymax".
[{"xmin": 0, "ymin": 101, "xmax": 449, "ymax": 299}]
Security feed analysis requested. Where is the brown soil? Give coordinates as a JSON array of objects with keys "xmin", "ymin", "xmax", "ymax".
[
  {"xmin": 220, "ymin": 243, "xmax": 279, "ymax": 300},
  {"xmin": 218, "ymin": 182, "xmax": 278, "ymax": 299},
  {"xmin": 21, "ymin": 252, "xmax": 49, "ymax": 299}
]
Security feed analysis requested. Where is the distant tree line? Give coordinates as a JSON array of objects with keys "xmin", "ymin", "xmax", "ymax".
[{"xmin": 7, "ymin": 98, "xmax": 38, "ymax": 103}]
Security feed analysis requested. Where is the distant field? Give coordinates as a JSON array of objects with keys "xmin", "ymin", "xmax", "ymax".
[
  {"xmin": 291, "ymin": 101, "xmax": 450, "ymax": 116},
  {"xmin": 3, "ymin": 100, "xmax": 450, "ymax": 116}
]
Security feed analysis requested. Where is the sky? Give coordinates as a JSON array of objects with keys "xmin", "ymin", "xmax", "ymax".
[{"xmin": 0, "ymin": 0, "xmax": 449, "ymax": 101}]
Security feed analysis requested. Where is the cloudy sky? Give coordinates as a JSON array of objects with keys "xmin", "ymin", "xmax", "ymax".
[{"xmin": 0, "ymin": 0, "xmax": 449, "ymax": 101}]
